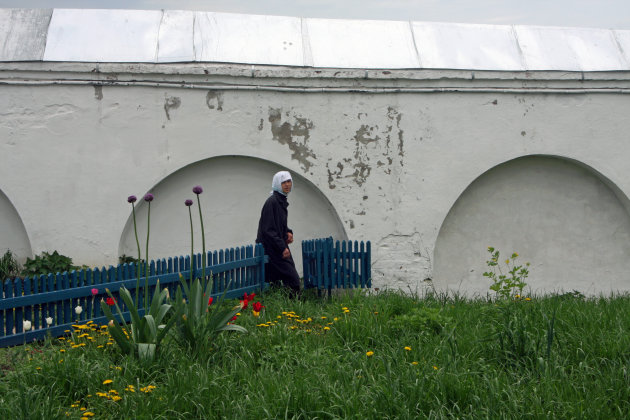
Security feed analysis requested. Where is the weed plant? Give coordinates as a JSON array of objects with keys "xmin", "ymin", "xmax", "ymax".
[
  {"xmin": 1, "ymin": 289, "xmax": 630, "ymax": 419},
  {"xmin": 0, "ymin": 250, "xmax": 20, "ymax": 280}
]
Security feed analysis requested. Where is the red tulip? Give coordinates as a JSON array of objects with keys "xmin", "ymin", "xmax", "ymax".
[
  {"xmin": 252, "ymin": 301, "xmax": 264, "ymax": 312},
  {"xmin": 106, "ymin": 297, "xmax": 117, "ymax": 306},
  {"xmin": 208, "ymin": 297, "xmax": 214, "ymax": 306}
]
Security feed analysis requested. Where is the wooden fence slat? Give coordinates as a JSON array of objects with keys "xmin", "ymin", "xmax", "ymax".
[
  {"xmin": 219, "ymin": 250, "xmax": 225, "ymax": 292},
  {"xmin": 5, "ymin": 279, "xmax": 14, "ymax": 336},
  {"xmin": 14, "ymin": 278, "xmax": 23, "ymax": 333}
]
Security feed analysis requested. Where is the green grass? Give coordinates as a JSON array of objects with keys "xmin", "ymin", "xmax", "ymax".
[{"xmin": 1, "ymin": 289, "xmax": 630, "ymax": 419}]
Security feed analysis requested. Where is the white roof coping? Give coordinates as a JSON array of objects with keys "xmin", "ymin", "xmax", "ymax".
[{"xmin": 1, "ymin": 7, "xmax": 629, "ymax": 71}]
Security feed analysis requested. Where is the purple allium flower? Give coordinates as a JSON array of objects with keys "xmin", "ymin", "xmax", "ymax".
[
  {"xmin": 144, "ymin": 193, "xmax": 154, "ymax": 202},
  {"xmin": 127, "ymin": 195, "xmax": 137, "ymax": 203},
  {"xmin": 192, "ymin": 185, "xmax": 203, "ymax": 195},
  {"xmin": 185, "ymin": 199, "xmax": 193, "ymax": 207}
]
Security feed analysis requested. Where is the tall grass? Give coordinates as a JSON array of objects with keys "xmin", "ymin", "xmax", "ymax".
[{"xmin": 1, "ymin": 289, "xmax": 629, "ymax": 419}]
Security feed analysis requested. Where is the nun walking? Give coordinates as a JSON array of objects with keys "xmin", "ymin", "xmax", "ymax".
[{"xmin": 256, "ymin": 171, "xmax": 301, "ymax": 296}]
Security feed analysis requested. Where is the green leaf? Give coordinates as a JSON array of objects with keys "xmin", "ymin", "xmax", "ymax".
[
  {"xmin": 217, "ymin": 324, "xmax": 248, "ymax": 334},
  {"xmin": 118, "ymin": 287, "xmax": 142, "ymax": 333},
  {"xmin": 137, "ymin": 343, "xmax": 156, "ymax": 362},
  {"xmin": 148, "ymin": 280, "xmax": 165, "ymax": 317},
  {"xmin": 154, "ymin": 303, "xmax": 172, "ymax": 325}
]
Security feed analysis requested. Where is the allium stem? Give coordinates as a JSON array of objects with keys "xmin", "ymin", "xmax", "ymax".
[
  {"xmin": 188, "ymin": 206, "xmax": 194, "ymax": 283},
  {"xmin": 131, "ymin": 203, "xmax": 141, "ymax": 308},
  {"xmin": 196, "ymin": 194, "xmax": 206, "ymax": 283}
]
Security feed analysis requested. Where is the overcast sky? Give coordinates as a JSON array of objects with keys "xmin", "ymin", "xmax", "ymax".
[{"xmin": 1, "ymin": 0, "xmax": 629, "ymax": 30}]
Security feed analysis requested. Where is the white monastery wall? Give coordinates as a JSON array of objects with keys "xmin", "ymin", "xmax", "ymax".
[{"xmin": 2, "ymin": 8, "xmax": 630, "ymax": 296}]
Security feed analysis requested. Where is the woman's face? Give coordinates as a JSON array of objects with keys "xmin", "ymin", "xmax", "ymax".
[{"xmin": 281, "ymin": 179, "xmax": 292, "ymax": 194}]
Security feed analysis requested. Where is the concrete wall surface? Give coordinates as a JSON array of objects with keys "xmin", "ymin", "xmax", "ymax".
[{"xmin": 1, "ymin": 62, "xmax": 630, "ymax": 295}]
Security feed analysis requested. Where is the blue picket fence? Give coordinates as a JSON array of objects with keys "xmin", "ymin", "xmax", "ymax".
[
  {"xmin": 302, "ymin": 237, "xmax": 371, "ymax": 292},
  {"xmin": 0, "ymin": 244, "xmax": 268, "ymax": 348}
]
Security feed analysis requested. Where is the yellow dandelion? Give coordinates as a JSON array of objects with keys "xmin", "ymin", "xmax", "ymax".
[
  {"xmin": 108, "ymin": 389, "xmax": 118, "ymax": 395},
  {"xmin": 111, "ymin": 396, "xmax": 122, "ymax": 401},
  {"xmin": 323, "ymin": 326, "xmax": 330, "ymax": 331},
  {"xmin": 525, "ymin": 297, "xmax": 531, "ymax": 301},
  {"xmin": 71, "ymin": 404, "xmax": 78, "ymax": 408},
  {"xmin": 366, "ymin": 351, "xmax": 374, "ymax": 357},
  {"xmin": 433, "ymin": 365, "xmax": 438, "ymax": 370},
  {"xmin": 97, "ymin": 345, "xmax": 104, "ymax": 348},
  {"xmin": 374, "ymin": 311, "xmax": 379, "ymax": 315},
  {"xmin": 58, "ymin": 337, "xmax": 66, "ymax": 341},
  {"xmin": 82, "ymin": 412, "xmax": 95, "ymax": 417},
  {"xmin": 404, "ymin": 346, "xmax": 412, "ymax": 351},
  {"xmin": 102, "ymin": 379, "xmax": 113, "ymax": 385},
  {"xmin": 412, "ymin": 361, "xmax": 419, "ymax": 365},
  {"xmin": 277, "ymin": 315, "xmax": 282, "ymax": 319}
]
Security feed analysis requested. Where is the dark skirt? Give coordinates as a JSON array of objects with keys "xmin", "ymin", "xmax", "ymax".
[{"xmin": 266, "ymin": 253, "xmax": 300, "ymax": 294}]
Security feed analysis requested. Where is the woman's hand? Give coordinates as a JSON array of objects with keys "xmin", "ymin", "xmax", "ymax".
[
  {"xmin": 286, "ymin": 232, "xmax": 294, "ymax": 244},
  {"xmin": 282, "ymin": 248, "xmax": 291, "ymax": 259}
]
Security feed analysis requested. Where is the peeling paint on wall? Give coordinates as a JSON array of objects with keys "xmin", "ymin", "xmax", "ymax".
[
  {"xmin": 164, "ymin": 95, "xmax": 181, "ymax": 120},
  {"xmin": 268, "ymin": 107, "xmax": 317, "ymax": 171},
  {"xmin": 372, "ymin": 232, "xmax": 433, "ymax": 289},
  {"xmin": 326, "ymin": 106, "xmax": 405, "ymax": 189},
  {"xmin": 206, "ymin": 91, "xmax": 224, "ymax": 111}
]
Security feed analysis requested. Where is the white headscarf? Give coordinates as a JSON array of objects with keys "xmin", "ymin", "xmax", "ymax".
[{"xmin": 271, "ymin": 171, "xmax": 293, "ymax": 195}]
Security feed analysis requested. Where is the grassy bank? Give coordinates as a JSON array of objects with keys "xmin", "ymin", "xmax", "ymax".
[{"xmin": 1, "ymin": 289, "xmax": 629, "ymax": 419}]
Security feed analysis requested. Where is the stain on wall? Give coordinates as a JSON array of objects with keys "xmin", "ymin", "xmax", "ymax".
[
  {"xmin": 268, "ymin": 107, "xmax": 317, "ymax": 171},
  {"xmin": 93, "ymin": 85, "xmax": 103, "ymax": 100},
  {"xmin": 164, "ymin": 96, "xmax": 181, "ymax": 120},
  {"xmin": 206, "ymin": 91, "xmax": 224, "ymax": 111}
]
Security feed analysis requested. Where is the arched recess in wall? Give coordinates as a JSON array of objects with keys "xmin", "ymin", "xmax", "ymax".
[
  {"xmin": 0, "ymin": 188, "xmax": 32, "ymax": 263},
  {"xmin": 118, "ymin": 155, "xmax": 347, "ymax": 274},
  {"xmin": 433, "ymin": 155, "xmax": 630, "ymax": 296}
]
